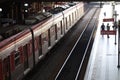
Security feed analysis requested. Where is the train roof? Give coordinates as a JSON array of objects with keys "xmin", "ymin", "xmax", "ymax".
[
  {"xmin": 48, "ymin": 7, "xmax": 65, "ymax": 14},
  {"xmin": 0, "ymin": 2, "xmax": 79, "ymax": 42},
  {"xmin": 0, "ymin": 11, "xmax": 52, "ymax": 42},
  {"xmin": 48, "ymin": 2, "xmax": 79, "ymax": 14},
  {"xmin": 25, "ymin": 11, "xmax": 52, "ymax": 25}
]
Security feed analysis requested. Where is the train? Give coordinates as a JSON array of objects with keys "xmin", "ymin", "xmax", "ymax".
[{"xmin": 0, "ymin": 2, "xmax": 88, "ymax": 80}]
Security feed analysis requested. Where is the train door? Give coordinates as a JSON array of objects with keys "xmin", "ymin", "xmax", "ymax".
[
  {"xmin": 49, "ymin": 26, "xmax": 56, "ymax": 46},
  {"xmin": 72, "ymin": 13, "xmax": 74, "ymax": 23},
  {"xmin": 39, "ymin": 35, "xmax": 42, "ymax": 56},
  {"xmin": 66, "ymin": 17, "xmax": 68, "ymax": 30},
  {"xmin": 41, "ymin": 31, "xmax": 49, "ymax": 54},
  {"xmin": 23, "ymin": 44, "xmax": 29, "ymax": 70},
  {"xmin": 56, "ymin": 22, "xmax": 61, "ymax": 40},
  {"xmin": 48, "ymin": 29, "xmax": 51, "ymax": 47},
  {"xmin": 60, "ymin": 21, "xmax": 63, "ymax": 35},
  {"xmin": 69, "ymin": 15, "xmax": 71, "ymax": 27},
  {"xmin": 3, "ymin": 56, "xmax": 11, "ymax": 80},
  {"xmin": 75, "ymin": 11, "xmax": 77, "ymax": 20},
  {"xmin": 55, "ymin": 24, "xmax": 57, "ymax": 40},
  {"xmin": 63, "ymin": 18, "xmax": 66, "ymax": 33}
]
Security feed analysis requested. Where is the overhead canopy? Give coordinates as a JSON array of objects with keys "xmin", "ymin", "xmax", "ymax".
[
  {"xmin": 0, "ymin": 0, "xmax": 119, "ymax": 4},
  {"xmin": 0, "ymin": 0, "xmax": 119, "ymax": 7}
]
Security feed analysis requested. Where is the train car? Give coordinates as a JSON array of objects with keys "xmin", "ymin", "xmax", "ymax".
[{"xmin": 0, "ymin": 2, "xmax": 86, "ymax": 80}]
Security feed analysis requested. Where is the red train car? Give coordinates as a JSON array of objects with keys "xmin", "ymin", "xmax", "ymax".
[{"xmin": 0, "ymin": 2, "xmax": 85, "ymax": 80}]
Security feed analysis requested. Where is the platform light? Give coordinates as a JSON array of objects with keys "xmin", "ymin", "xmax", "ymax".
[
  {"xmin": 0, "ymin": 8, "xmax": 2, "ymax": 12},
  {"xmin": 24, "ymin": 3, "xmax": 28, "ymax": 7},
  {"xmin": 25, "ymin": 10, "xmax": 28, "ymax": 12}
]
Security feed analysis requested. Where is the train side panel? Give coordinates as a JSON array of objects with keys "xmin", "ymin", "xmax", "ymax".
[
  {"xmin": 33, "ymin": 18, "xmax": 53, "ymax": 62},
  {"xmin": 56, "ymin": 21, "xmax": 62, "ymax": 41},
  {"xmin": 0, "ymin": 2, "xmax": 87, "ymax": 80},
  {"xmin": 0, "ymin": 59, "xmax": 3, "ymax": 80},
  {"xmin": 62, "ymin": 3, "xmax": 84, "ymax": 32}
]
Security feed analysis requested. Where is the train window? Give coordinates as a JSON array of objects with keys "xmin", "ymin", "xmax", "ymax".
[
  {"xmin": 41, "ymin": 31, "xmax": 48, "ymax": 45},
  {"xmin": 55, "ymin": 24, "xmax": 57, "ymax": 40},
  {"xmin": 74, "ymin": 11, "xmax": 76, "ymax": 20},
  {"xmin": 64, "ymin": 18, "xmax": 66, "ymax": 30},
  {"xmin": 48, "ymin": 29, "xmax": 51, "ymax": 47},
  {"xmin": 57, "ymin": 22, "xmax": 61, "ymax": 34},
  {"xmin": 79, "ymin": 9, "xmax": 81, "ymax": 16},
  {"xmin": 77, "ymin": 9, "xmax": 79, "ymax": 17},
  {"xmin": 3, "ymin": 57, "xmax": 10, "ymax": 80},
  {"xmin": 66, "ymin": 18, "xmax": 68, "ymax": 30},
  {"xmin": 50, "ymin": 25, "xmax": 56, "ymax": 41},
  {"xmin": 69, "ymin": 15, "xmax": 71, "ymax": 26},
  {"xmin": 23, "ymin": 44, "xmax": 29, "ymax": 70},
  {"xmin": 72, "ymin": 13, "xmax": 74, "ymax": 23},
  {"xmin": 39, "ymin": 35, "xmax": 42, "ymax": 56},
  {"xmin": 14, "ymin": 51, "xmax": 20, "ymax": 67},
  {"xmin": 35, "ymin": 38, "xmax": 38, "ymax": 51},
  {"xmin": 60, "ymin": 21, "xmax": 63, "ymax": 35},
  {"xmin": 75, "ymin": 11, "xmax": 77, "ymax": 20},
  {"xmin": 75, "ymin": 11, "xmax": 77, "ymax": 19},
  {"xmin": 29, "ymin": 40, "xmax": 32, "ymax": 55},
  {"xmin": 3, "ymin": 57, "xmax": 9, "ymax": 74}
]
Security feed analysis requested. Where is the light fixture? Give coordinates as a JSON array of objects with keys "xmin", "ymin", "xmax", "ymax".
[
  {"xmin": 25, "ymin": 10, "xmax": 28, "ymax": 12},
  {"xmin": 0, "ymin": 8, "xmax": 2, "ymax": 12},
  {"xmin": 24, "ymin": 3, "xmax": 28, "ymax": 7}
]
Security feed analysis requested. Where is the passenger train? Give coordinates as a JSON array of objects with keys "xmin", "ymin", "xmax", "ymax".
[{"xmin": 0, "ymin": 2, "xmax": 87, "ymax": 80}]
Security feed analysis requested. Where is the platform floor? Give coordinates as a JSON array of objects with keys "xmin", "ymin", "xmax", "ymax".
[{"xmin": 84, "ymin": 4, "xmax": 120, "ymax": 80}]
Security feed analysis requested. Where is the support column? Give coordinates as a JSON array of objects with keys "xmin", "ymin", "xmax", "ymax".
[{"xmin": 118, "ymin": 21, "xmax": 120, "ymax": 68}]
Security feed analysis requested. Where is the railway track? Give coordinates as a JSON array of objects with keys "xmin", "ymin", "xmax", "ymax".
[{"xmin": 55, "ymin": 8, "xmax": 100, "ymax": 80}]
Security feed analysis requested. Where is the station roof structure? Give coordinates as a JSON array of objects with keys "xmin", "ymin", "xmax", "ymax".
[
  {"xmin": 0, "ymin": 0, "xmax": 119, "ymax": 4},
  {"xmin": 0, "ymin": 0, "xmax": 119, "ymax": 10}
]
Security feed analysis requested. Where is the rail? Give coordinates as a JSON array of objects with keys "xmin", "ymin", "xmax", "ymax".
[
  {"xmin": 55, "ymin": 8, "xmax": 99, "ymax": 80},
  {"xmin": 75, "ymin": 10, "xmax": 100, "ymax": 80}
]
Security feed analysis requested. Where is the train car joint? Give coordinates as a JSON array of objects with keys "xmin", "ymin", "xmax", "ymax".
[{"xmin": 29, "ymin": 27, "xmax": 35, "ymax": 67}]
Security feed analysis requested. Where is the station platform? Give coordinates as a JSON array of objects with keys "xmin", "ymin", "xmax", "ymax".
[{"xmin": 84, "ymin": 4, "xmax": 120, "ymax": 80}]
